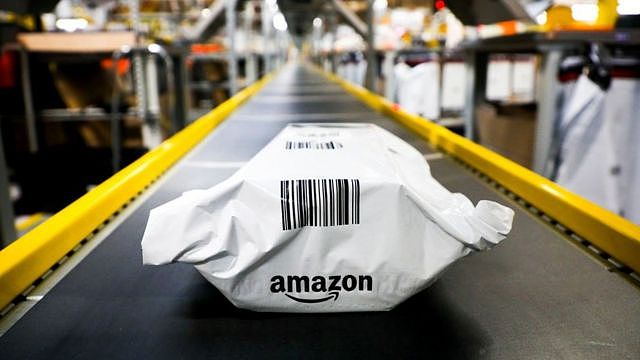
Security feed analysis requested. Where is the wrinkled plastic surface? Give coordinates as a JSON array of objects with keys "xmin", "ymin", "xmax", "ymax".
[{"xmin": 141, "ymin": 124, "xmax": 514, "ymax": 312}]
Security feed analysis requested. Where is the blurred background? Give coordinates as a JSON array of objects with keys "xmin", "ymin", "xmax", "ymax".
[{"xmin": 0, "ymin": 0, "xmax": 638, "ymax": 245}]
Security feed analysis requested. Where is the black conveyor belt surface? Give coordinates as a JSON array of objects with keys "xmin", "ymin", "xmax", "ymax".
[{"xmin": 1, "ymin": 65, "xmax": 639, "ymax": 359}]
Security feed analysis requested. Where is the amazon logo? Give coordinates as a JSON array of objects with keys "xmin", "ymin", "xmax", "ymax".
[{"xmin": 270, "ymin": 275, "xmax": 373, "ymax": 303}]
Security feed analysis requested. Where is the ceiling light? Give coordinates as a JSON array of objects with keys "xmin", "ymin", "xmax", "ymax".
[
  {"xmin": 273, "ymin": 12, "xmax": 288, "ymax": 32},
  {"xmin": 536, "ymin": 11, "xmax": 547, "ymax": 25},
  {"xmin": 618, "ymin": 0, "xmax": 640, "ymax": 15},
  {"xmin": 266, "ymin": 0, "xmax": 279, "ymax": 12},
  {"xmin": 55, "ymin": 18, "xmax": 88, "ymax": 32},
  {"xmin": 373, "ymin": 0, "xmax": 388, "ymax": 12},
  {"xmin": 571, "ymin": 4, "xmax": 599, "ymax": 22}
]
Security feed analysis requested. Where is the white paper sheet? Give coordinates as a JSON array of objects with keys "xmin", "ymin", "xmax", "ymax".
[
  {"xmin": 441, "ymin": 62, "xmax": 467, "ymax": 111},
  {"xmin": 486, "ymin": 57, "xmax": 512, "ymax": 101},
  {"xmin": 512, "ymin": 56, "xmax": 537, "ymax": 103}
]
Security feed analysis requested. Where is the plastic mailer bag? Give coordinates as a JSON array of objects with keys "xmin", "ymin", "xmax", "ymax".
[{"xmin": 141, "ymin": 123, "xmax": 514, "ymax": 312}]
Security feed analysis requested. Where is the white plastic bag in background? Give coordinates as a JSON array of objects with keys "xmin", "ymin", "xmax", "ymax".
[
  {"xmin": 555, "ymin": 74, "xmax": 640, "ymax": 224},
  {"xmin": 141, "ymin": 123, "xmax": 514, "ymax": 312},
  {"xmin": 394, "ymin": 62, "xmax": 441, "ymax": 120}
]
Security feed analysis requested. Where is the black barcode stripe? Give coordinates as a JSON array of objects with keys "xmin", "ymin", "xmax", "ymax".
[
  {"xmin": 329, "ymin": 180, "xmax": 334, "ymax": 226},
  {"xmin": 342, "ymin": 179, "xmax": 347, "ymax": 225},
  {"xmin": 304, "ymin": 180, "xmax": 309, "ymax": 226},
  {"xmin": 340, "ymin": 179, "xmax": 346, "ymax": 225},
  {"xmin": 338, "ymin": 180, "xmax": 342, "ymax": 225},
  {"xmin": 308, "ymin": 181, "xmax": 313, "ymax": 225},
  {"xmin": 287, "ymin": 181, "xmax": 292, "ymax": 229},
  {"xmin": 280, "ymin": 181, "xmax": 287, "ymax": 229},
  {"xmin": 336, "ymin": 180, "xmax": 341, "ymax": 226},
  {"xmin": 345, "ymin": 179, "xmax": 349, "ymax": 225},
  {"xmin": 291, "ymin": 180, "xmax": 297, "ymax": 229},
  {"xmin": 285, "ymin": 141, "xmax": 343, "ymax": 150},
  {"xmin": 312, "ymin": 179, "xmax": 318, "ymax": 226},
  {"xmin": 356, "ymin": 179, "xmax": 360, "ymax": 222},
  {"xmin": 322, "ymin": 179, "xmax": 328, "ymax": 226},
  {"xmin": 307, "ymin": 180, "xmax": 312, "ymax": 225},
  {"xmin": 353, "ymin": 179, "xmax": 358, "ymax": 223},
  {"xmin": 300, "ymin": 180, "xmax": 304, "ymax": 227},
  {"xmin": 351, "ymin": 179, "xmax": 355, "ymax": 224},
  {"xmin": 352, "ymin": 179, "xmax": 356, "ymax": 223},
  {"xmin": 280, "ymin": 179, "xmax": 361, "ymax": 230}
]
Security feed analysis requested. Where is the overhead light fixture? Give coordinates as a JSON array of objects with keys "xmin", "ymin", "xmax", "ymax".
[
  {"xmin": 536, "ymin": 11, "xmax": 547, "ymax": 25},
  {"xmin": 618, "ymin": 0, "xmax": 640, "ymax": 15},
  {"xmin": 266, "ymin": 0, "xmax": 279, "ymax": 12},
  {"xmin": 55, "ymin": 18, "xmax": 88, "ymax": 32},
  {"xmin": 313, "ymin": 17, "xmax": 322, "ymax": 27},
  {"xmin": 373, "ymin": 0, "xmax": 388, "ymax": 12},
  {"xmin": 571, "ymin": 3, "xmax": 599, "ymax": 22},
  {"xmin": 273, "ymin": 12, "xmax": 288, "ymax": 32}
]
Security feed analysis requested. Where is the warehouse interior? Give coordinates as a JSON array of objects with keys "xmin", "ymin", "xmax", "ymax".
[{"xmin": 0, "ymin": 0, "xmax": 639, "ymax": 358}]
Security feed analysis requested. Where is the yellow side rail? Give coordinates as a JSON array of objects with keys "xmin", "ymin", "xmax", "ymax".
[
  {"xmin": 15, "ymin": 213, "xmax": 45, "ymax": 233},
  {"xmin": 0, "ymin": 73, "xmax": 275, "ymax": 310},
  {"xmin": 322, "ymin": 69, "xmax": 640, "ymax": 275}
]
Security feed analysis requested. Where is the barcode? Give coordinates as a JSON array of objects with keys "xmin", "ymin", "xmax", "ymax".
[
  {"xmin": 280, "ymin": 179, "xmax": 360, "ymax": 230},
  {"xmin": 285, "ymin": 141, "xmax": 343, "ymax": 149}
]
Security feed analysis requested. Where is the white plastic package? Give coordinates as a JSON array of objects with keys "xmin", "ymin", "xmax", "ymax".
[{"xmin": 141, "ymin": 123, "xmax": 514, "ymax": 312}]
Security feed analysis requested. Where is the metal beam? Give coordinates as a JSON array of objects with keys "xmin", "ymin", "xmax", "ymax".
[
  {"xmin": 364, "ymin": 0, "xmax": 376, "ymax": 91},
  {"xmin": 19, "ymin": 47, "xmax": 37, "ymax": 153},
  {"xmin": 500, "ymin": 0, "xmax": 536, "ymax": 22},
  {"xmin": 330, "ymin": 0, "xmax": 368, "ymax": 37},
  {"xmin": 533, "ymin": 49, "xmax": 563, "ymax": 175},
  {"xmin": 0, "ymin": 125, "xmax": 16, "ymax": 248},
  {"xmin": 262, "ymin": 0, "xmax": 272, "ymax": 74},
  {"xmin": 328, "ymin": 13, "xmax": 338, "ymax": 73},
  {"xmin": 183, "ymin": 0, "xmax": 227, "ymax": 41},
  {"xmin": 227, "ymin": 0, "xmax": 238, "ymax": 95}
]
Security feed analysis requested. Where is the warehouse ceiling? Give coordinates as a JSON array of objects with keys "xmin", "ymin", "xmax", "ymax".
[
  {"xmin": 446, "ymin": 0, "xmax": 550, "ymax": 25},
  {"xmin": 277, "ymin": 0, "xmax": 331, "ymax": 36},
  {"xmin": 276, "ymin": 0, "xmax": 551, "ymax": 37}
]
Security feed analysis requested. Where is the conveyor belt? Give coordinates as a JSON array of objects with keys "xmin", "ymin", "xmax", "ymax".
[{"xmin": 1, "ymin": 64, "xmax": 639, "ymax": 359}]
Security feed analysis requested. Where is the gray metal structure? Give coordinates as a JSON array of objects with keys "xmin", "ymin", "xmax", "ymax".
[
  {"xmin": 0, "ymin": 127, "xmax": 16, "ymax": 248},
  {"xmin": 364, "ymin": 0, "xmax": 376, "ymax": 91},
  {"xmin": 226, "ymin": 0, "xmax": 239, "ymax": 95},
  {"xmin": 15, "ymin": 45, "xmax": 38, "ymax": 154},
  {"xmin": 110, "ymin": 44, "xmax": 176, "ymax": 172},
  {"xmin": 183, "ymin": 0, "xmax": 227, "ymax": 41},
  {"xmin": 331, "ymin": 0, "xmax": 368, "ymax": 36},
  {"xmin": 460, "ymin": 31, "xmax": 640, "ymax": 175},
  {"xmin": 446, "ymin": 0, "xmax": 550, "ymax": 25},
  {"xmin": 534, "ymin": 49, "xmax": 563, "ymax": 173}
]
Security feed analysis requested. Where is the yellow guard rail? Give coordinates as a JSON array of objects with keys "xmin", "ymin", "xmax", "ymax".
[
  {"xmin": 0, "ymin": 73, "xmax": 275, "ymax": 310},
  {"xmin": 321, "ymin": 68, "xmax": 640, "ymax": 275}
]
